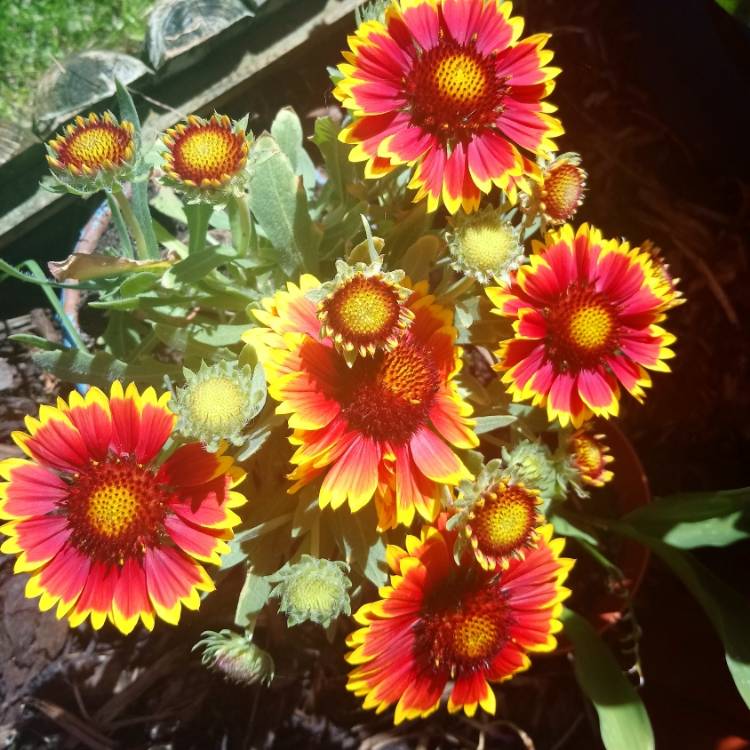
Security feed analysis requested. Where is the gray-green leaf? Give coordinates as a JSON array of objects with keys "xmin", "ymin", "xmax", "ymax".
[{"xmin": 562, "ymin": 609, "xmax": 655, "ymax": 750}]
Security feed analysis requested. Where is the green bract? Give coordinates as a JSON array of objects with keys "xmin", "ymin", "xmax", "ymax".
[
  {"xmin": 173, "ymin": 360, "xmax": 266, "ymax": 452},
  {"xmin": 194, "ymin": 630, "xmax": 274, "ymax": 686},
  {"xmin": 446, "ymin": 206, "xmax": 526, "ymax": 285},
  {"xmin": 269, "ymin": 555, "xmax": 352, "ymax": 628},
  {"xmin": 503, "ymin": 440, "xmax": 572, "ymax": 506}
]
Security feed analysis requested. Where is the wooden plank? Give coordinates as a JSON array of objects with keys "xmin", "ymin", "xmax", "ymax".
[{"xmin": 0, "ymin": 0, "xmax": 358, "ymax": 253}]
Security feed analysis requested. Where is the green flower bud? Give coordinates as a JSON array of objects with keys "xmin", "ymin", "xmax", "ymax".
[
  {"xmin": 447, "ymin": 206, "xmax": 526, "ymax": 285},
  {"xmin": 270, "ymin": 555, "xmax": 352, "ymax": 628},
  {"xmin": 502, "ymin": 440, "xmax": 569, "ymax": 505},
  {"xmin": 173, "ymin": 360, "xmax": 266, "ymax": 452},
  {"xmin": 194, "ymin": 630, "xmax": 274, "ymax": 686}
]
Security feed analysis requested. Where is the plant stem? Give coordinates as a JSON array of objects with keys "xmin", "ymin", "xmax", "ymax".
[
  {"xmin": 112, "ymin": 187, "xmax": 149, "ymax": 260},
  {"xmin": 21, "ymin": 261, "xmax": 87, "ymax": 350},
  {"xmin": 105, "ymin": 191, "xmax": 135, "ymax": 259},
  {"xmin": 186, "ymin": 202, "xmax": 213, "ymax": 256},
  {"xmin": 229, "ymin": 193, "xmax": 252, "ymax": 256},
  {"xmin": 310, "ymin": 517, "xmax": 320, "ymax": 558}
]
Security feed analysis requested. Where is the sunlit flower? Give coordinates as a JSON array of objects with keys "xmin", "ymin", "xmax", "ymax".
[
  {"xmin": 161, "ymin": 113, "xmax": 249, "ymax": 200},
  {"xmin": 487, "ymin": 224, "xmax": 677, "ymax": 428},
  {"xmin": 568, "ymin": 427, "xmax": 614, "ymax": 487},
  {"xmin": 522, "ymin": 152, "xmax": 587, "ymax": 226},
  {"xmin": 640, "ymin": 240, "xmax": 685, "ymax": 311},
  {"xmin": 195, "ymin": 629, "xmax": 275, "ymax": 686},
  {"xmin": 243, "ymin": 276, "xmax": 478, "ymax": 529},
  {"xmin": 346, "ymin": 524, "xmax": 572, "ymax": 722},
  {"xmin": 450, "ymin": 459, "xmax": 544, "ymax": 570},
  {"xmin": 314, "ymin": 258, "xmax": 414, "ymax": 365},
  {"xmin": 270, "ymin": 555, "xmax": 352, "ymax": 627},
  {"xmin": 173, "ymin": 361, "xmax": 266, "ymax": 452},
  {"xmin": 46, "ymin": 112, "xmax": 135, "ymax": 194},
  {"xmin": 334, "ymin": 0, "xmax": 563, "ymax": 214},
  {"xmin": 447, "ymin": 207, "xmax": 525, "ymax": 285},
  {"xmin": 0, "ymin": 383, "xmax": 247, "ymax": 634}
]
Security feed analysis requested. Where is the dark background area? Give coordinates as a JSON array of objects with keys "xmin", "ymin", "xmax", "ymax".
[{"xmin": 1, "ymin": 0, "xmax": 749, "ymax": 748}]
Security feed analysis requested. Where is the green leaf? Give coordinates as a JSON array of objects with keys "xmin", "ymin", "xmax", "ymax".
[
  {"xmin": 104, "ymin": 311, "xmax": 143, "ymax": 360},
  {"xmin": 162, "ymin": 245, "xmax": 235, "ymax": 286},
  {"xmin": 473, "ymin": 414, "xmax": 517, "ymax": 434},
  {"xmin": 608, "ymin": 523, "xmax": 750, "ymax": 709},
  {"xmin": 33, "ymin": 349, "xmax": 180, "ymax": 387},
  {"xmin": 48, "ymin": 253, "xmax": 171, "ymax": 282},
  {"xmin": 562, "ymin": 609, "xmax": 655, "ymax": 750},
  {"xmin": 714, "ymin": 0, "xmax": 750, "ymax": 25},
  {"xmin": 271, "ymin": 107, "xmax": 317, "ymax": 192},
  {"xmin": 624, "ymin": 488, "xmax": 750, "ymax": 548},
  {"xmin": 8, "ymin": 334, "xmax": 64, "ymax": 351},
  {"xmin": 234, "ymin": 572, "xmax": 271, "ymax": 632},
  {"xmin": 247, "ymin": 134, "xmax": 321, "ymax": 275},
  {"xmin": 327, "ymin": 504, "xmax": 387, "ymax": 587},
  {"xmin": 312, "ymin": 116, "xmax": 354, "ymax": 202},
  {"xmin": 150, "ymin": 185, "xmax": 188, "ymax": 224},
  {"xmin": 0, "ymin": 258, "xmax": 89, "ymax": 290},
  {"xmin": 119, "ymin": 271, "xmax": 160, "ymax": 297},
  {"xmin": 549, "ymin": 510, "xmax": 600, "ymax": 548},
  {"xmin": 115, "ymin": 79, "xmax": 160, "ymax": 260}
]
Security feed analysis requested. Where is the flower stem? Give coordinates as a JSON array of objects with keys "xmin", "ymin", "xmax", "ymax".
[
  {"xmin": 106, "ymin": 192, "xmax": 135, "ymax": 259},
  {"xmin": 112, "ymin": 187, "xmax": 149, "ymax": 260},
  {"xmin": 228, "ymin": 193, "xmax": 252, "ymax": 256},
  {"xmin": 20, "ymin": 261, "xmax": 87, "ymax": 350},
  {"xmin": 310, "ymin": 517, "xmax": 320, "ymax": 558},
  {"xmin": 185, "ymin": 202, "xmax": 213, "ymax": 256}
]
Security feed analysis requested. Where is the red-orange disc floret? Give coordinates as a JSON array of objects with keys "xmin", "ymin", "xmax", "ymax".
[
  {"xmin": 47, "ymin": 112, "xmax": 134, "ymax": 177},
  {"xmin": 466, "ymin": 481, "xmax": 541, "ymax": 569},
  {"xmin": 163, "ymin": 114, "xmax": 248, "ymax": 189},
  {"xmin": 321, "ymin": 275, "xmax": 403, "ymax": 351},
  {"xmin": 65, "ymin": 458, "xmax": 170, "ymax": 564},
  {"xmin": 568, "ymin": 428, "xmax": 614, "ymax": 487},
  {"xmin": 338, "ymin": 341, "xmax": 440, "ymax": 444}
]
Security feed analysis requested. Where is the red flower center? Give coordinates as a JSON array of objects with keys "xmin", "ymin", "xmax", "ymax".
[
  {"xmin": 170, "ymin": 123, "xmax": 246, "ymax": 183},
  {"xmin": 58, "ymin": 123, "xmax": 132, "ymax": 171},
  {"xmin": 406, "ymin": 42, "xmax": 508, "ymax": 143},
  {"xmin": 471, "ymin": 483, "xmax": 537, "ymax": 558},
  {"xmin": 546, "ymin": 285, "xmax": 618, "ymax": 370},
  {"xmin": 542, "ymin": 164, "xmax": 586, "ymax": 222},
  {"xmin": 63, "ymin": 458, "xmax": 170, "ymax": 564},
  {"xmin": 321, "ymin": 275, "xmax": 402, "ymax": 347},
  {"xmin": 339, "ymin": 340, "xmax": 440, "ymax": 443},
  {"xmin": 416, "ymin": 579, "xmax": 509, "ymax": 675}
]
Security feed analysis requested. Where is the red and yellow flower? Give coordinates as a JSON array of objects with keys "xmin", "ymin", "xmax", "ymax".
[
  {"xmin": 459, "ymin": 476, "xmax": 544, "ymax": 571},
  {"xmin": 523, "ymin": 152, "xmax": 587, "ymax": 226},
  {"xmin": 640, "ymin": 240, "xmax": 685, "ymax": 311},
  {"xmin": 243, "ymin": 275, "xmax": 478, "ymax": 529},
  {"xmin": 162, "ymin": 113, "xmax": 249, "ymax": 199},
  {"xmin": 488, "ymin": 223, "xmax": 677, "ymax": 428},
  {"xmin": 0, "ymin": 383, "xmax": 247, "ymax": 634},
  {"xmin": 568, "ymin": 428, "xmax": 614, "ymax": 487},
  {"xmin": 46, "ymin": 112, "xmax": 135, "ymax": 193},
  {"xmin": 316, "ymin": 258, "xmax": 414, "ymax": 365},
  {"xmin": 334, "ymin": 0, "xmax": 563, "ymax": 214},
  {"xmin": 346, "ymin": 524, "xmax": 572, "ymax": 722}
]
